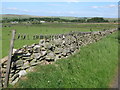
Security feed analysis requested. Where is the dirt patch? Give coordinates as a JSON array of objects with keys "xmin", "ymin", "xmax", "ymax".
[
  {"xmin": 109, "ymin": 67, "xmax": 118, "ymax": 88},
  {"xmin": 20, "ymin": 76, "xmax": 28, "ymax": 81}
]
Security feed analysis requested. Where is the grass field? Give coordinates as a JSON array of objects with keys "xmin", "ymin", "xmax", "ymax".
[
  {"xmin": 2, "ymin": 23, "xmax": 117, "ymax": 58},
  {"xmin": 10, "ymin": 31, "xmax": 118, "ymax": 88},
  {"xmin": 2, "ymin": 22, "xmax": 118, "ymax": 88}
]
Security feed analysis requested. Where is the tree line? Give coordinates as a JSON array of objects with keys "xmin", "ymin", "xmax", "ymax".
[{"xmin": 2, "ymin": 17, "xmax": 109, "ymax": 23}]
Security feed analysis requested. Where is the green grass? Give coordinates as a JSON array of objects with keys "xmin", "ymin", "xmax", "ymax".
[
  {"xmin": 2, "ymin": 23, "xmax": 117, "ymax": 58},
  {"xmin": 12, "ymin": 32, "xmax": 118, "ymax": 88},
  {"xmin": 2, "ymin": 23, "xmax": 118, "ymax": 88}
]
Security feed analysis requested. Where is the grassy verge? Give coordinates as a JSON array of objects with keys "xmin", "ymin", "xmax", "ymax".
[{"xmin": 12, "ymin": 32, "xmax": 118, "ymax": 88}]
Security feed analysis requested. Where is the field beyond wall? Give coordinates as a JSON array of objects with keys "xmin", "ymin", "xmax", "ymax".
[{"xmin": 2, "ymin": 23, "xmax": 117, "ymax": 57}]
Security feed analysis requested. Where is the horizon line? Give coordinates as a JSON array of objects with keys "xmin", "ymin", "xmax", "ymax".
[{"xmin": 1, "ymin": 14, "xmax": 118, "ymax": 18}]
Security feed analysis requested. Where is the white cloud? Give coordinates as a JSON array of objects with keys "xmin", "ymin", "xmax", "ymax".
[
  {"xmin": 91, "ymin": 4, "xmax": 118, "ymax": 9},
  {"xmin": 48, "ymin": 3, "xmax": 69, "ymax": 7},
  {"xmin": 7, "ymin": 7, "xmax": 18, "ymax": 10},
  {"xmin": 91, "ymin": 6, "xmax": 99, "ymax": 8},
  {"xmin": 47, "ymin": 11, "xmax": 79, "ymax": 15},
  {"xmin": 108, "ymin": 4, "xmax": 117, "ymax": 8},
  {"xmin": 65, "ymin": 0, "xmax": 80, "ymax": 2},
  {"xmin": 22, "ymin": 9, "xmax": 30, "ymax": 12},
  {"xmin": 68, "ymin": 11, "xmax": 76, "ymax": 14},
  {"xmin": 3, "ymin": 7, "xmax": 37, "ymax": 13}
]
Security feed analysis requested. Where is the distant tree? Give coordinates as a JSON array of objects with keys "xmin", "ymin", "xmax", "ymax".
[{"xmin": 87, "ymin": 17, "xmax": 109, "ymax": 23}]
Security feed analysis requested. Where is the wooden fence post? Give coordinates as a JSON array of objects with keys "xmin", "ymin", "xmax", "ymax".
[
  {"xmin": 0, "ymin": 62, "xmax": 2, "ymax": 89},
  {"xmin": 4, "ymin": 30, "xmax": 16, "ymax": 88}
]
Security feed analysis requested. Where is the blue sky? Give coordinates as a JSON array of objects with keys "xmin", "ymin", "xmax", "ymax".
[{"xmin": 2, "ymin": 2, "xmax": 118, "ymax": 18}]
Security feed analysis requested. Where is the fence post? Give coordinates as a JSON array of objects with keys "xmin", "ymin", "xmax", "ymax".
[
  {"xmin": 0, "ymin": 62, "xmax": 2, "ymax": 89},
  {"xmin": 4, "ymin": 30, "xmax": 16, "ymax": 88}
]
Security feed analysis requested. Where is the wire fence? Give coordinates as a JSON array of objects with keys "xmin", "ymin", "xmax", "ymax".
[{"xmin": 15, "ymin": 31, "xmax": 93, "ymax": 40}]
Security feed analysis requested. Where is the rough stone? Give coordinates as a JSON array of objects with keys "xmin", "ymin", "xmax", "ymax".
[
  {"xmin": 46, "ymin": 52, "xmax": 55, "ymax": 61},
  {"xmin": 18, "ymin": 70, "xmax": 27, "ymax": 78},
  {"xmin": 22, "ymin": 61, "xmax": 30, "ymax": 69},
  {"xmin": 34, "ymin": 45, "xmax": 40, "ymax": 49},
  {"xmin": 10, "ymin": 77, "xmax": 19, "ymax": 85},
  {"xmin": 15, "ymin": 60, "xmax": 24, "ymax": 68},
  {"xmin": 33, "ymin": 45, "xmax": 41, "ymax": 53},
  {"xmin": 54, "ymin": 48, "xmax": 62, "ymax": 54},
  {"xmin": 12, "ymin": 49, "xmax": 17, "ymax": 54},
  {"xmin": 16, "ymin": 50, "xmax": 23, "ymax": 54},
  {"xmin": 41, "ymin": 50, "xmax": 47, "ymax": 56},
  {"xmin": 22, "ymin": 56, "xmax": 30, "ymax": 60},
  {"xmin": 11, "ymin": 73, "xmax": 19, "ymax": 81},
  {"xmin": 44, "ymin": 43, "xmax": 52, "ymax": 49},
  {"xmin": 22, "ymin": 53, "xmax": 31, "ymax": 57},
  {"xmin": 30, "ymin": 59, "xmax": 38, "ymax": 66},
  {"xmin": 23, "ymin": 45, "xmax": 28, "ymax": 48},
  {"xmin": 39, "ymin": 39, "xmax": 45, "ymax": 44},
  {"xmin": 33, "ymin": 53, "xmax": 41, "ymax": 59},
  {"xmin": 55, "ymin": 54, "xmax": 61, "ymax": 60},
  {"xmin": 31, "ymin": 43, "xmax": 36, "ymax": 47}
]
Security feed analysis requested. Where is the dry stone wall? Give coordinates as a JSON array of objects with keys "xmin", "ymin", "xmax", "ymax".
[{"xmin": 1, "ymin": 29, "xmax": 117, "ymax": 86}]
